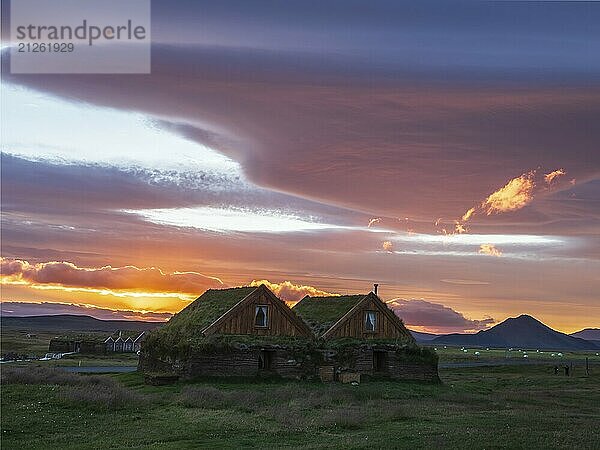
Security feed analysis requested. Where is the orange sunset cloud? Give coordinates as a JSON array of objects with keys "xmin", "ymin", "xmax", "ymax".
[
  {"xmin": 482, "ymin": 171, "xmax": 535, "ymax": 215},
  {"xmin": 457, "ymin": 168, "xmax": 568, "ymax": 229},
  {"xmin": 479, "ymin": 244, "xmax": 503, "ymax": 257},
  {"xmin": 250, "ymin": 279, "xmax": 339, "ymax": 303},
  {"xmin": 0, "ymin": 257, "xmax": 223, "ymax": 297},
  {"xmin": 544, "ymin": 168, "xmax": 566, "ymax": 185}
]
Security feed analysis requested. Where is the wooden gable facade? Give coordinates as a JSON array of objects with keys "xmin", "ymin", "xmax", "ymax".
[
  {"xmin": 322, "ymin": 293, "xmax": 414, "ymax": 342},
  {"xmin": 203, "ymin": 284, "xmax": 312, "ymax": 337}
]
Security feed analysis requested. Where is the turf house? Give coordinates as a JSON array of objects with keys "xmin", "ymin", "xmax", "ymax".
[
  {"xmin": 293, "ymin": 290, "xmax": 439, "ymax": 381},
  {"xmin": 139, "ymin": 284, "xmax": 439, "ymax": 382}
]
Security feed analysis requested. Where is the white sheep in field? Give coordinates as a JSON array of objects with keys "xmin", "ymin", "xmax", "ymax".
[{"xmin": 474, "ymin": 351, "xmax": 480, "ymax": 356}]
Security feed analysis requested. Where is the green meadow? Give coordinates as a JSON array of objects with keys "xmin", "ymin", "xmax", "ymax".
[
  {"xmin": 2, "ymin": 362, "xmax": 599, "ymax": 449},
  {"xmin": 428, "ymin": 345, "xmax": 600, "ymax": 364},
  {"xmin": 2, "ymin": 326, "xmax": 599, "ymax": 448}
]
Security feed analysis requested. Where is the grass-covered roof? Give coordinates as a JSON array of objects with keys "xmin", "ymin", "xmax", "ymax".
[
  {"xmin": 164, "ymin": 286, "xmax": 257, "ymax": 337},
  {"xmin": 293, "ymin": 295, "xmax": 365, "ymax": 336}
]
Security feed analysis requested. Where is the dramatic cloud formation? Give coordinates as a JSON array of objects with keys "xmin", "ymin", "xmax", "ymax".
[
  {"xmin": 388, "ymin": 298, "xmax": 495, "ymax": 333},
  {"xmin": 440, "ymin": 279, "xmax": 490, "ymax": 286},
  {"xmin": 0, "ymin": 301, "xmax": 172, "ymax": 322},
  {"xmin": 479, "ymin": 244, "xmax": 503, "ymax": 257},
  {"xmin": 456, "ymin": 168, "xmax": 573, "ymax": 232},
  {"xmin": 459, "ymin": 170, "xmax": 539, "ymax": 226},
  {"xmin": 368, "ymin": 218, "xmax": 382, "ymax": 228},
  {"xmin": 454, "ymin": 222, "xmax": 467, "ymax": 234},
  {"xmin": 1, "ymin": 1, "xmax": 599, "ymax": 333},
  {"xmin": 0, "ymin": 258, "xmax": 223, "ymax": 295},
  {"xmin": 461, "ymin": 208, "xmax": 475, "ymax": 222},
  {"xmin": 482, "ymin": 171, "xmax": 536, "ymax": 215},
  {"xmin": 545, "ymin": 168, "xmax": 566, "ymax": 185},
  {"xmin": 250, "ymin": 280, "xmax": 339, "ymax": 302}
]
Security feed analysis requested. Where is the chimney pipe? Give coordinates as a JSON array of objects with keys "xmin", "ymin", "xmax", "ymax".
[{"xmin": 373, "ymin": 283, "xmax": 379, "ymax": 296}]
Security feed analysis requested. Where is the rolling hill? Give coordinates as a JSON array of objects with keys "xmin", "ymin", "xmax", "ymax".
[
  {"xmin": 1, "ymin": 314, "xmax": 163, "ymax": 333},
  {"xmin": 2, "ymin": 314, "xmax": 597, "ymax": 350},
  {"xmin": 570, "ymin": 328, "xmax": 600, "ymax": 343},
  {"xmin": 409, "ymin": 330, "xmax": 439, "ymax": 342},
  {"xmin": 431, "ymin": 315, "xmax": 599, "ymax": 350}
]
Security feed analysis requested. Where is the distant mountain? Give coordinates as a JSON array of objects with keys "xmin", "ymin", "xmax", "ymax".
[
  {"xmin": 1, "ymin": 314, "xmax": 162, "ymax": 333},
  {"xmin": 409, "ymin": 330, "xmax": 439, "ymax": 342},
  {"xmin": 432, "ymin": 315, "xmax": 599, "ymax": 350},
  {"xmin": 570, "ymin": 328, "xmax": 600, "ymax": 342}
]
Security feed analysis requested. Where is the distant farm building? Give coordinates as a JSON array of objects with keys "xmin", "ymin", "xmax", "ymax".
[
  {"xmin": 140, "ymin": 284, "xmax": 439, "ymax": 382},
  {"xmin": 49, "ymin": 330, "xmax": 147, "ymax": 355},
  {"xmin": 104, "ymin": 331, "xmax": 147, "ymax": 353},
  {"xmin": 48, "ymin": 336, "xmax": 105, "ymax": 354}
]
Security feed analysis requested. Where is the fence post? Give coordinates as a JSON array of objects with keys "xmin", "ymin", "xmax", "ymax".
[{"xmin": 586, "ymin": 357, "xmax": 589, "ymax": 376}]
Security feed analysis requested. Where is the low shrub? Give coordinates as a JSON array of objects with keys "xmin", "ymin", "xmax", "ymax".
[
  {"xmin": 383, "ymin": 403, "xmax": 411, "ymax": 421},
  {"xmin": 179, "ymin": 385, "xmax": 268, "ymax": 411},
  {"xmin": 316, "ymin": 386, "xmax": 355, "ymax": 406},
  {"xmin": 396, "ymin": 346, "xmax": 439, "ymax": 365},
  {"xmin": 1, "ymin": 366, "xmax": 112, "ymax": 387},
  {"xmin": 2, "ymin": 366, "xmax": 146, "ymax": 410},
  {"xmin": 61, "ymin": 384, "xmax": 145, "ymax": 410},
  {"xmin": 264, "ymin": 404, "xmax": 313, "ymax": 430},
  {"xmin": 227, "ymin": 390, "xmax": 266, "ymax": 412},
  {"xmin": 179, "ymin": 386, "xmax": 228, "ymax": 408},
  {"xmin": 270, "ymin": 385, "xmax": 308, "ymax": 404},
  {"xmin": 321, "ymin": 407, "xmax": 367, "ymax": 430}
]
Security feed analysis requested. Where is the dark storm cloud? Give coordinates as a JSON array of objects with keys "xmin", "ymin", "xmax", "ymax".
[
  {"xmin": 3, "ymin": 45, "xmax": 599, "ymax": 230},
  {"xmin": 151, "ymin": 0, "xmax": 600, "ymax": 78},
  {"xmin": 389, "ymin": 298, "xmax": 495, "ymax": 333}
]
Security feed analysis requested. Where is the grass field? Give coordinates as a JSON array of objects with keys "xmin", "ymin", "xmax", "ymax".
[
  {"xmin": 2, "ymin": 363, "xmax": 599, "ymax": 449},
  {"xmin": 426, "ymin": 345, "xmax": 600, "ymax": 364},
  {"xmin": 1, "ymin": 328, "xmax": 62, "ymax": 356},
  {"xmin": 1, "ymin": 326, "xmax": 140, "ymax": 367},
  {"xmin": 2, "ymin": 325, "xmax": 599, "ymax": 448}
]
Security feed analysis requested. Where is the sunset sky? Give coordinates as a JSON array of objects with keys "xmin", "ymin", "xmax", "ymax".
[{"xmin": 1, "ymin": 1, "xmax": 599, "ymax": 334}]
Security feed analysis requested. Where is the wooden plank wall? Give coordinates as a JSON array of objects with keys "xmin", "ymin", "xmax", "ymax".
[
  {"xmin": 213, "ymin": 291, "xmax": 306, "ymax": 336},
  {"xmin": 328, "ymin": 298, "xmax": 406, "ymax": 339}
]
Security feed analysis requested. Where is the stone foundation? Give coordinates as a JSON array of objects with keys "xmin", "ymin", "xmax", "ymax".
[
  {"xmin": 140, "ymin": 344, "xmax": 439, "ymax": 383},
  {"xmin": 140, "ymin": 346, "xmax": 316, "ymax": 380},
  {"xmin": 323, "ymin": 345, "xmax": 440, "ymax": 383}
]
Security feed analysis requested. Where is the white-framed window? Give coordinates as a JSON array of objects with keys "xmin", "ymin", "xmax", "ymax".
[
  {"xmin": 365, "ymin": 311, "xmax": 377, "ymax": 332},
  {"xmin": 255, "ymin": 305, "xmax": 269, "ymax": 327}
]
